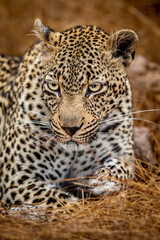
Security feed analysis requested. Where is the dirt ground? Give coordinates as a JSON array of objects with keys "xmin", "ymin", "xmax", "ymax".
[{"xmin": 0, "ymin": 0, "xmax": 160, "ymax": 239}]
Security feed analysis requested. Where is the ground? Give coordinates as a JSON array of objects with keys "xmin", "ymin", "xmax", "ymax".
[{"xmin": 0, "ymin": 0, "xmax": 160, "ymax": 239}]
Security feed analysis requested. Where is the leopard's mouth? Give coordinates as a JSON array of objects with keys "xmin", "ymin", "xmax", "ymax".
[
  {"xmin": 50, "ymin": 120, "xmax": 99, "ymax": 149},
  {"xmin": 58, "ymin": 140, "xmax": 87, "ymax": 151}
]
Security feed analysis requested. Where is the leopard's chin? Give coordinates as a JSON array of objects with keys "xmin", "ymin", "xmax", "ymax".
[{"xmin": 58, "ymin": 140, "xmax": 87, "ymax": 151}]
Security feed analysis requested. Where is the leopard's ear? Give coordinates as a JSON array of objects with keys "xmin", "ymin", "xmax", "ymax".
[
  {"xmin": 33, "ymin": 19, "xmax": 62, "ymax": 50},
  {"xmin": 108, "ymin": 29, "xmax": 138, "ymax": 66}
]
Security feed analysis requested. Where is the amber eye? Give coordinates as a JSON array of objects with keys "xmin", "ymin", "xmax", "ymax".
[
  {"xmin": 88, "ymin": 82, "xmax": 102, "ymax": 92},
  {"xmin": 47, "ymin": 82, "xmax": 59, "ymax": 91}
]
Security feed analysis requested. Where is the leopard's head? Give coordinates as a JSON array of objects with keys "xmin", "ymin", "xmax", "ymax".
[{"xmin": 34, "ymin": 19, "xmax": 138, "ymax": 149}]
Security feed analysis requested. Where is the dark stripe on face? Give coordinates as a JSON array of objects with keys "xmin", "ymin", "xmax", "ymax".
[
  {"xmin": 101, "ymin": 121, "xmax": 121, "ymax": 133},
  {"xmin": 78, "ymin": 124, "xmax": 98, "ymax": 137}
]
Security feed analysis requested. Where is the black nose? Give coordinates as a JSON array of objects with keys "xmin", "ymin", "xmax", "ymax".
[{"xmin": 62, "ymin": 123, "xmax": 83, "ymax": 136}]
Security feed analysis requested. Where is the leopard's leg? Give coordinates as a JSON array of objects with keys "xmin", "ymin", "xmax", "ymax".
[
  {"xmin": 1, "ymin": 178, "xmax": 77, "ymax": 211},
  {"xmin": 86, "ymin": 101, "xmax": 135, "ymax": 195},
  {"xmin": 87, "ymin": 156, "xmax": 134, "ymax": 195}
]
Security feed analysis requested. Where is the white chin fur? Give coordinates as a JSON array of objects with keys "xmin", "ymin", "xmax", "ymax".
[{"xmin": 58, "ymin": 141, "xmax": 86, "ymax": 151}]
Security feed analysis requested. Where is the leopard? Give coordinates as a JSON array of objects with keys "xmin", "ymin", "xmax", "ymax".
[{"xmin": 0, "ymin": 19, "xmax": 138, "ymax": 210}]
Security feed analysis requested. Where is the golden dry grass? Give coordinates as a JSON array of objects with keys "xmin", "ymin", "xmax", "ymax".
[
  {"xmin": 0, "ymin": 0, "xmax": 160, "ymax": 239},
  {"xmin": 0, "ymin": 162, "xmax": 160, "ymax": 240}
]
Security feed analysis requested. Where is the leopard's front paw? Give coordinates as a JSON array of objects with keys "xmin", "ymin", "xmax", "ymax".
[{"xmin": 86, "ymin": 168, "xmax": 122, "ymax": 195}]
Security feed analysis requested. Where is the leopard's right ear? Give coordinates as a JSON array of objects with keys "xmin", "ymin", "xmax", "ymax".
[
  {"xmin": 107, "ymin": 29, "xmax": 138, "ymax": 66},
  {"xmin": 33, "ymin": 19, "xmax": 62, "ymax": 50}
]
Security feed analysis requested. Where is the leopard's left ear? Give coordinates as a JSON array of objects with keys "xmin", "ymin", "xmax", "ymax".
[
  {"xmin": 108, "ymin": 29, "xmax": 138, "ymax": 66},
  {"xmin": 33, "ymin": 19, "xmax": 62, "ymax": 50}
]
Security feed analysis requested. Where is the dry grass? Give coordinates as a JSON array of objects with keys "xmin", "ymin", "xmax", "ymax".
[
  {"xmin": 0, "ymin": 0, "xmax": 160, "ymax": 239},
  {"xmin": 0, "ymin": 162, "xmax": 160, "ymax": 240}
]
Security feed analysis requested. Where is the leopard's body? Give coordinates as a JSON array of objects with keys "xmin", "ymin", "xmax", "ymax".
[{"xmin": 0, "ymin": 19, "xmax": 138, "ymax": 208}]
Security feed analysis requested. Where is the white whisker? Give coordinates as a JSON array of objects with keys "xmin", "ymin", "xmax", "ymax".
[
  {"xmin": 24, "ymin": 110, "xmax": 52, "ymax": 120},
  {"xmin": 132, "ymin": 109, "xmax": 160, "ymax": 115},
  {"xmin": 46, "ymin": 136, "xmax": 56, "ymax": 145},
  {"xmin": 132, "ymin": 117, "xmax": 160, "ymax": 128},
  {"xmin": 101, "ymin": 108, "xmax": 160, "ymax": 127},
  {"xmin": 3, "ymin": 119, "xmax": 51, "ymax": 133}
]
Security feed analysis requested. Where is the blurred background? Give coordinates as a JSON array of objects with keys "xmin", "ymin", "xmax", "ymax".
[{"xmin": 0, "ymin": 0, "xmax": 160, "ymax": 63}]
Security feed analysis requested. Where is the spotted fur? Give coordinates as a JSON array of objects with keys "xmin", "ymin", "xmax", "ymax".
[{"xmin": 0, "ymin": 19, "xmax": 138, "ymax": 208}]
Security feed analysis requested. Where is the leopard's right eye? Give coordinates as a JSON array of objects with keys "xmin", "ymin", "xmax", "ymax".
[
  {"xmin": 47, "ymin": 82, "xmax": 59, "ymax": 92},
  {"xmin": 89, "ymin": 82, "xmax": 102, "ymax": 92}
]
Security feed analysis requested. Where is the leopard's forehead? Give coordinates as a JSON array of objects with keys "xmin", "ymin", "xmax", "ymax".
[
  {"xmin": 62, "ymin": 25, "xmax": 109, "ymax": 44},
  {"xmin": 48, "ymin": 25, "xmax": 110, "ymax": 94}
]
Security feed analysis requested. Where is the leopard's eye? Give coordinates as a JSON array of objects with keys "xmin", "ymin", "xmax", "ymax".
[
  {"xmin": 47, "ymin": 82, "xmax": 59, "ymax": 91},
  {"xmin": 88, "ymin": 82, "xmax": 102, "ymax": 92}
]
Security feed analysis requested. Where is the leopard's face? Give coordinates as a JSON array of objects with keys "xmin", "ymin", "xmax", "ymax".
[
  {"xmin": 34, "ymin": 20, "xmax": 138, "ymax": 148},
  {"xmin": 42, "ymin": 52, "xmax": 126, "ymax": 146}
]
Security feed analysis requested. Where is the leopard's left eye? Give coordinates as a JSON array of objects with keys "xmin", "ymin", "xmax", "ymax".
[
  {"xmin": 47, "ymin": 82, "xmax": 59, "ymax": 91},
  {"xmin": 88, "ymin": 82, "xmax": 102, "ymax": 92}
]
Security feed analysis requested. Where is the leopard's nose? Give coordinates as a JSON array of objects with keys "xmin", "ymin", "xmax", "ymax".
[{"xmin": 61, "ymin": 123, "xmax": 83, "ymax": 136}]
